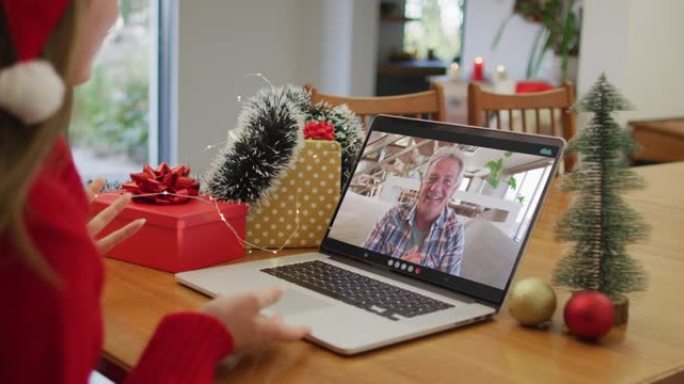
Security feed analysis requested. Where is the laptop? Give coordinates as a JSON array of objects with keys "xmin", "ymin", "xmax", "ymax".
[{"xmin": 177, "ymin": 115, "xmax": 565, "ymax": 355}]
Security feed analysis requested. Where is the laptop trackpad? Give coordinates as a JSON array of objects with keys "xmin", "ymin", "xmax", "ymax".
[{"xmin": 266, "ymin": 289, "xmax": 333, "ymax": 316}]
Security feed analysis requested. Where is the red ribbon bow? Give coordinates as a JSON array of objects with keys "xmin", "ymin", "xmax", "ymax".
[
  {"xmin": 123, "ymin": 163, "xmax": 200, "ymax": 204},
  {"xmin": 304, "ymin": 120, "xmax": 335, "ymax": 141}
]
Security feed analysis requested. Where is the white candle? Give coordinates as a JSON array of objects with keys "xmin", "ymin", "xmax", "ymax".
[
  {"xmin": 450, "ymin": 63, "xmax": 460, "ymax": 80},
  {"xmin": 496, "ymin": 65, "xmax": 506, "ymax": 81}
]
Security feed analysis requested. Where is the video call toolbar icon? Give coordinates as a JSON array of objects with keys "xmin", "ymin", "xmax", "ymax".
[
  {"xmin": 386, "ymin": 258, "xmax": 422, "ymax": 275},
  {"xmin": 387, "ymin": 259, "xmax": 422, "ymax": 274}
]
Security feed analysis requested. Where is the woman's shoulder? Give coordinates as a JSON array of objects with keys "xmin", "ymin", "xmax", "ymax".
[
  {"xmin": 45, "ymin": 136, "xmax": 88, "ymax": 202},
  {"xmin": 25, "ymin": 137, "xmax": 102, "ymax": 277},
  {"xmin": 26, "ymin": 137, "xmax": 89, "ymax": 233}
]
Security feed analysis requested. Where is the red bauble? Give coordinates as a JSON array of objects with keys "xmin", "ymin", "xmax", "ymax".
[{"xmin": 564, "ymin": 291, "xmax": 615, "ymax": 340}]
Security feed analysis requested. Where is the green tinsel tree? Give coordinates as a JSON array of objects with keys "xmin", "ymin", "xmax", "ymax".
[{"xmin": 552, "ymin": 74, "xmax": 650, "ymax": 299}]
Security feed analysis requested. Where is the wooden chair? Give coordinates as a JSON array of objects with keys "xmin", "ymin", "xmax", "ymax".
[
  {"xmin": 307, "ymin": 83, "xmax": 447, "ymax": 128},
  {"xmin": 468, "ymin": 82, "xmax": 576, "ymax": 172}
]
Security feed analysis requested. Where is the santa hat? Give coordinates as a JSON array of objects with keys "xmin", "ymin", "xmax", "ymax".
[{"xmin": 0, "ymin": 0, "xmax": 70, "ymax": 125}]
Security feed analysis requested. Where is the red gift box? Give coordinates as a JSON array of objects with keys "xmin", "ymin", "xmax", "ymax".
[{"xmin": 91, "ymin": 193, "xmax": 248, "ymax": 272}]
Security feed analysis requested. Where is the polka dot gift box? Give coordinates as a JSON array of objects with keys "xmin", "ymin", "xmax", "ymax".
[{"xmin": 246, "ymin": 140, "xmax": 341, "ymax": 248}]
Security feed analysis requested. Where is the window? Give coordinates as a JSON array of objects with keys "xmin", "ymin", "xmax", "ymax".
[
  {"xmin": 458, "ymin": 176, "xmax": 470, "ymax": 191},
  {"xmin": 505, "ymin": 166, "xmax": 552, "ymax": 241},
  {"xmin": 71, "ymin": 0, "xmax": 164, "ymax": 182},
  {"xmin": 404, "ymin": 0, "xmax": 465, "ymax": 62}
]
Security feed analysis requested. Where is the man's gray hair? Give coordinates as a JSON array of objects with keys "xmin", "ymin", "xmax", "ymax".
[{"xmin": 424, "ymin": 146, "xmax": 466, "ymax": 186}]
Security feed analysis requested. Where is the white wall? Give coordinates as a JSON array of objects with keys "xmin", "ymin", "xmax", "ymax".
[
  {"xmin": 174, "ymin": 0, "xmax": 684, "ymax": 176},
  {"xmin": 462, "ymin": 0, "xmax": 555, "ymax": 83},
  {"xmin": 320, "ymin": 0, "xmax": 353, "ymax": 95},
  {"xmin": 319, "ymin": 0, "xmax": 379, "ymax": 96},
  {"xmin": 350, "ymin": 0, "xmax": 379, "ymax": 96},
  {"xmin": 176, "ymin": 0, "xmax": 377, "ymax": 174},
  {"xmin": 576, "ymin": 0, "xmax": 631, "ymax": 96},
  {"xmin": 177, "ymin": 0, "xmax": 321, "ymax": 172},
  {"xmin": 577, "ymin": 0, "xmax": 684, "ymax": 124},
  {"xmin": 623, "ymin": 0, "xmax": 684, "ymax": 120},
  {"xmin": 462, "ymin": 0, "xmax": 684, "ymax": 125}
]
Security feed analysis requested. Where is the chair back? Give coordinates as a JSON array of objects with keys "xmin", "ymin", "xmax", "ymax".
[
  {"xmin": 468, "ymin": 82, "xmax": 576, "ymax": 172},
  {"xmin": 307, "ymin": 83, "xmax": 447, "ymax": 128}
]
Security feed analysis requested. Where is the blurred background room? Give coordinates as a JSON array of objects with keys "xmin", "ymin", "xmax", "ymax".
[{"xmin": 70, "ymin": 0, "xmax": 684, "ymax": 182}]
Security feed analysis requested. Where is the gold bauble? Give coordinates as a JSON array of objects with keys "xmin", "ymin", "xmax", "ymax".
[{"xmin": 508, "ymin": 277, "xmax": 557, "ymax": 326}]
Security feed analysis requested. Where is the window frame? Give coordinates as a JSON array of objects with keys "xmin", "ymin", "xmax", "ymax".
[{"xmin": 155, "ymin": 0, "xmax": 178, "ymax": 165}]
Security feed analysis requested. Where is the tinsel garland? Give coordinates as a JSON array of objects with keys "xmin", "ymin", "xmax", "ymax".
[
  {"xmin": 306, "ymin": 101, "xmax": 365, "ymax": 187},
  {"xmin": 206, "ymin": 85, "xmax": 364, "ymax": 205},
  {"xmin": 206, "ymin": 86, "xmax": 305, "ymax": 204},
  {"xmin": 552, "ymin": 74, "xmax": 649, "ymax": 299},
  {"xmin": 282, "ymin": 85, "xmax": 365, "ymax": 187}
]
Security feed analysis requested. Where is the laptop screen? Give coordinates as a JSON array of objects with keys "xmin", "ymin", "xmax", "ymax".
[{"xmin": 321, "ymin": 116, "xmax": 564, "ymax": 305}]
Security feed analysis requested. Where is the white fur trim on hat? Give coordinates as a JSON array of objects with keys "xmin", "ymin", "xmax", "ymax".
[{"xmin": 0, "ymin": 60, "xmax": 66, "ymax": 125}]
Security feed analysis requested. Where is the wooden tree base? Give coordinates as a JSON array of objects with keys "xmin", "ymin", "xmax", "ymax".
[{"xmin": 612, "ymin": 295, "xmax": 629, "ymax": 326}]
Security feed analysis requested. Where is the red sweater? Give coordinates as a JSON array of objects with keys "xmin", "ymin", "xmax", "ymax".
[{"xmin": 0, "ymin": 138, "xmax": 234, "ymax": 383}]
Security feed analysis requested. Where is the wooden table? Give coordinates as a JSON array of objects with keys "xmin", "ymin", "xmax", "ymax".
[{"xmin": 102, "ymin": 162, "xmax": 684, "ymax": 383}]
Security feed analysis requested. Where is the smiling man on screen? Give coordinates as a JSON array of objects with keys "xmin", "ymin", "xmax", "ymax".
[{"xmin": 363, "ymin": 147, "xmax": 465, "ymax": 276}]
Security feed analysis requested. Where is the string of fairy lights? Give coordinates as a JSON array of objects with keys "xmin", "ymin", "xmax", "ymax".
[
  {"xmin": 185, "ymin": 73, "xmax": 273, "ymax": 165},
  {"xmin": 99, "ymin": 189, "xmax": 302, "ymax": 255}
]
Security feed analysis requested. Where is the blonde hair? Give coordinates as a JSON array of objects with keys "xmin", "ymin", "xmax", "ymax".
[{"xmin": 0, "ymin": 2, "xmax": 80, "ymax": 281}]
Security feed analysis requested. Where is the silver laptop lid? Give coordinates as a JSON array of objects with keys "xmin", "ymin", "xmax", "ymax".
[{"xmin": 321, "ymin": 115, "xmax": 565, "ymax": 306}]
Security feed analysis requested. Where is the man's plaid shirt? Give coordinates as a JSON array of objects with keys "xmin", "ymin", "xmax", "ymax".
[{"xmin": 362, "ymin": 203, "xmax": 464, "ymax": 275}]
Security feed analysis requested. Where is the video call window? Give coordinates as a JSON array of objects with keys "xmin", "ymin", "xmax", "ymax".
[{"xmin": 328, "ymin": 132, "xmax": 555, "ymax": 290}]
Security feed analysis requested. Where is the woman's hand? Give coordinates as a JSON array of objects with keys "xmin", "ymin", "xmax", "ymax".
[
  {"xmin": 86, "ymin": 178, "xmax": 145, "ymax": 254},
  {"xmin": 200, "ymin": 287, "xmax": 311, "ymax": 353}
]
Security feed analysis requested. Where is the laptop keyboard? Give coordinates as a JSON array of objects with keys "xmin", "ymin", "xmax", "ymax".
[{"xmin": 261, "ymin": 260, "xmax": 454, "ymax": 321}]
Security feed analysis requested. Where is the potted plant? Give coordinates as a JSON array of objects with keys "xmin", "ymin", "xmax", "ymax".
[
  {"xmin": 484, "ymin": 151, "xmax": 527, "ymax": 204},
  {"xmin": 493, "ymin": 0, "xmax": 581, "ymax": 82},
  {"xmin": 485, "ymin": 151, "xmax": 517, "ymax": 190}
]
